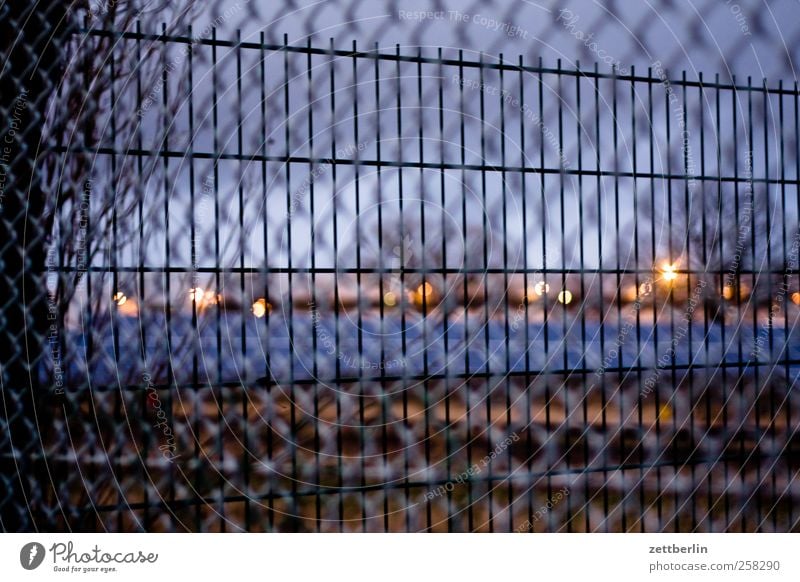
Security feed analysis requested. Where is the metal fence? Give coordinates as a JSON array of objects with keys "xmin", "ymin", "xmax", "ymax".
[{"xmin": 3, "ymin": 12, "xmax": 800, "ymax": 532}]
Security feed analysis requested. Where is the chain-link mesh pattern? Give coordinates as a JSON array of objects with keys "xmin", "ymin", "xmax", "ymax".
[{"xmin": 3, "ymin": 0, "xmax": 800, "ymax": 532}]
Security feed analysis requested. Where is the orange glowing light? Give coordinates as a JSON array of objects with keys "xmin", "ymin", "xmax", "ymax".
[
  {"xmin": 621, "ymin": 285, "xmax": 638, "ymax": 302},
  {"xmin": 408, "ymin": 282, "xmax": 436, "ymax": 309}
]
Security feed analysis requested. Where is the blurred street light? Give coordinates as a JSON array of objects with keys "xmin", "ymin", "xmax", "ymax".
[
  {"xmin": 190, "ymin": 287, "xmax": 220, "ymax": 309},
  {"xmin": 661, "ymin": 263, "xmax": 679, "ymax": 283},
  {"xmin": 113, "ymin": 291, "xmax": 138, "ymax": 316},
  {"xmin": 409, "ymin": 282, "xmax": 435, "ymax": 310},
  {"xmin": 252, "ymin": 297, "xmax": 271, "ymax": 318},
  {"xmin": 722, "ymin": 285, "xmax": 735, "ymax": 300},
  {"xmin": 533, "ymin": 281, "xmax": 549, "ymax": 296}
]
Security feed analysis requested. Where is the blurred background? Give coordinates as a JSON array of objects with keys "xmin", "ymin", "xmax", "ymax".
[{"xmin": 1, "ymin": 0, "xmax": 800, "ymax": 532}]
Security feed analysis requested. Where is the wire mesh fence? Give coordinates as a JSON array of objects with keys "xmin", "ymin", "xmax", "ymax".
[{"xmin": 3, "ymin": 3, "xmax": 800, "ymax": 532}]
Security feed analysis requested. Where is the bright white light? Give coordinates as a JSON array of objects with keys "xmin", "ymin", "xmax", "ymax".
[
  {"xmin": 190, "ymin": 288, "xmax": 220, "ymax": 309},
  {"xmin": 662, "ymin": 263, "xmax": 678, "ymax": 282},
  {"xmin": 252, "ymin": 298, "xmax": 270, "ymax": 318}
]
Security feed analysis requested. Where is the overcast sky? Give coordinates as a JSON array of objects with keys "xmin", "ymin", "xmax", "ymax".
[
  {"xmin": 192, "ymin": 0, "xmax": 800, "ymax": 82},
  {"xmin": 94, "ymin": 0, "xmax": 800, "ymax": 297}
]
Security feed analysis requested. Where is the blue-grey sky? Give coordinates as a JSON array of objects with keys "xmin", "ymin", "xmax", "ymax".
[{"xmin": 82, "ymin": 0, "xmax": 800, "ymax": 306}]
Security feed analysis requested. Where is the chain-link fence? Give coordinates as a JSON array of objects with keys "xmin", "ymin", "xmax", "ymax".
[{"xmin": 2, "ymin": 1, "xmax": 800, "ymax": 532}]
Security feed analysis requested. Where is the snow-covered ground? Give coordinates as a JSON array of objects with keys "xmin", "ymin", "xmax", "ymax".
[{"xmin": 44, "ymin": 309, "xmax": 800, "ymax": 389}]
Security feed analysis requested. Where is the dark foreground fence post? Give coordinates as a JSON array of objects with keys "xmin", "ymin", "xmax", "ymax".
[{"xmin": 0, "ymin": 3, "xmax": 70, "ymax": 532}]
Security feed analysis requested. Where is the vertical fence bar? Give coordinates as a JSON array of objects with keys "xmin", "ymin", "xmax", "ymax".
[
  {"xmin": 307, "ymin": 37, "xmax": 322, "ymax": 533},
  {"xmin": 351, "ymin": 39, "xmax": 368, "ymax": 532},
  {"xmin": 556, "ymin": 59, "xmax": 569, "ymax": 532},
  {"xmin": 457, "ymin": 49, "xmax": 474, "ymax": 532},
  {"xmin": 187, "ymin": 23, "xmax": 202, "ymax": 532},
  {"xmin": 697, "ymin": 71, "xmax": 710, "ymax": 532},
  {"xmin": 330, "ymin": 38, "xmax": 345, "ymax": 531},
  {"xmin": 394, "ymin": 42, "xmax": 410, "ymax": 532},
  {"xmin": 597, "ymin": 62, "xmax": 610, "ymax": 532},
  {"xmin": 258, "ymin": 29, "xmax": 275, "ymax": 532},
  {"xmin": 715, "ymin": 72, "xmax": 729, "ymax": 531},
  {"xmin": 134, "ymin": 21, "xmax": 149, "ymax": 531},
  {"xmin": 518, "ymin": 54, "xmax": 533, "ymax": 534},
  {"xmin": 611, "ymin": 62, "xmax": 624, "ymax": 531},
  {"xmin": 415, "ymin": 46, "xmax": 432, "ymax": 532},
  {"xmin": 539, "ymin": 56, "xmax": 552, "ymax": 533},
  {"xmin": 681, "ymin": 70, "xmax": 696, "ymax": 532},
  {"xmin": 576, "ymin": 60, "xmax": 589, "ymax": 533},
  {"xmin": 109, "ymin": 34, "xmax": 122, "ymax": 533},
  {"xmin": 631, "ymin": 65, "xmax": 644, "ymax": 533},
  {"xmin": 731, "ymin": 75, "xmax": 744, "ymax": 532},
  {"xmin": 478, "ymin": 51, "xmax": 493, "ymax": 532},
  {"xmin": 283, "ymin": 33, "xmax": 299, "ymax": 528},
  {"xmin": 747, "ymin": 75, "xmax": 756, "ymax": 533},
  {"xmin": 158, "ymin": 23, "xmax": 176, "ymax": 526},
  {"xmin": 372, "ymin": 41, "xmax": 389, "ymax": 534},
  {"xmin": 437, "ymin": 47, "xmax": 453, "ymax": 533},
  {"xmin": 761, "ymin": 78, "xmax": 772, "ymax": 532},
  {"xmin": 775, "ymin": 78, "xmax": 786, "ymax": 533},
  {"xmin": 698, "ymin": 72, "xmax": 713, "ymax": 532},
  {"xmin": 664, "ymin": 65, "xmax": 678, "ymax": 533},
  {"xmin": 791, "ymin": 80, "xmax": 800, "ymax": 531},
  {"xmin": 647, "ymin": 65, "xmax": 662, "ymax": 532},
  {"xmin": 234, "ymin": 29, "xmax": 250, "ymax": 532},
  {"xmin": 498, "ymin": 52, "xmax": 513, "ymax": 533},
  {"xmin": 211, "ymin": 26, "xmax": 225, "ymax": 531}
]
